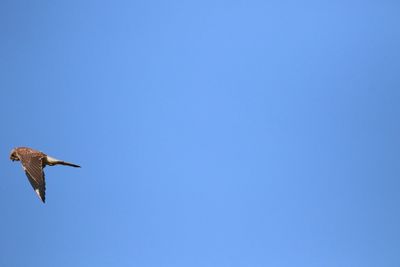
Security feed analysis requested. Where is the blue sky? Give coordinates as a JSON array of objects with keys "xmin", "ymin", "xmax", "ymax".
[{"xmin": 1, "ymin": 0, "xmax": 400, "ymax": 266}]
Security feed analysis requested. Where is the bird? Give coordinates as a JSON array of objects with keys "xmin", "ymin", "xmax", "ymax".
[{"xmin": 10, "ymin": 147, "xmax": 80, "ymax": 203}]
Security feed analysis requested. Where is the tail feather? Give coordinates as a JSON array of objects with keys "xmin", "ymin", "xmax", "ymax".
[
  {"xmin": 46, "ymin": 156, "xmax": 81, "ymax": 168},
  {"xmin": 57, "ymin": 161, "xmax": 81, "ymax": 168}
]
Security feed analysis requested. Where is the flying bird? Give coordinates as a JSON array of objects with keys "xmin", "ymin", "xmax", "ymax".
[{"xmin": 10, "ymin": 147, "xmax": 80, "ymax": 203}]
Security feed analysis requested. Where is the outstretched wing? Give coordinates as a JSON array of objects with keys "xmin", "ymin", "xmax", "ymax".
[{"xmin": 16, "ymin": 151, "xmax": 46, "ymax": 203}]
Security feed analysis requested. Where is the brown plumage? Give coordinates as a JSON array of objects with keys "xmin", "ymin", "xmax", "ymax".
[{"xmin": 10, "ymin": 147, "xmax": 80, "ymax": 203}]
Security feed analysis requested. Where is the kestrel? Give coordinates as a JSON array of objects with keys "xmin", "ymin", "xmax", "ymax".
[{"xmin": 10, "ymin": 147, "xmax": 80, "ymax": 203}]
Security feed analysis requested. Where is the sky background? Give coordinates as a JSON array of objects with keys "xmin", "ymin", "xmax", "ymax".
[{"xmin": 0, "ymin": 0, "xmax": 400, "ymax": 266}]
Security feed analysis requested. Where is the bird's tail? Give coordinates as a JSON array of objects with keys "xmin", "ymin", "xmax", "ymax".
[
  {"xmin": 57, "ymin": 161, "xmax": 81, "ymax": 168},
  {"xmin": 47, "ymin": 156, "xmax": 81, "ymax": 168}
]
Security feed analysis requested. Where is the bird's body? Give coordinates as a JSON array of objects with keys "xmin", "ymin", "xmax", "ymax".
[{"xmin": 10, "ymin": 147, "xmax": 80, "ymax": 203}]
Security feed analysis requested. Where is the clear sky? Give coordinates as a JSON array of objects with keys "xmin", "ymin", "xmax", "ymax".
[{"xmin": 1, "ymin": 0, "xmax": 399, "ymax": 266}]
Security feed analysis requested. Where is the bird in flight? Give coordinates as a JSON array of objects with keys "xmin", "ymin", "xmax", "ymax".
[{"xmin": 10, "ymin": 147, "xmax": 80, "ymax": 203}]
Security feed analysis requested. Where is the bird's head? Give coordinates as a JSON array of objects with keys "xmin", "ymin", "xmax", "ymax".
[{"xmin": 10, "ymin": 149, "xmax": 19, "ymax": 162}]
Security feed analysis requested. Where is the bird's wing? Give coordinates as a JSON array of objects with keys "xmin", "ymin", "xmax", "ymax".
[{"xmin": 16, "ymin": 151, "xmax": 46, "ymax": 203}]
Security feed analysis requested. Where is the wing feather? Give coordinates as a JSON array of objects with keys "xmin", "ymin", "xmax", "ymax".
[{"xmin": 16, "ymin": 150, "xmax": 46, "ymax": 203}]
